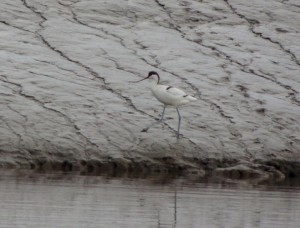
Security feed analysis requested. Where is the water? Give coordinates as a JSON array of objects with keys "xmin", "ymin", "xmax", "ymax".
[{"xmin": 0, "ymin": 172, "xmax": 300, "ymax": 228}]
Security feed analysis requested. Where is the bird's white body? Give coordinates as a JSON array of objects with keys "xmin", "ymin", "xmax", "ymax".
[{"xmin": 151, "ymin": 84, "xmax": 197, "ymax": 107}]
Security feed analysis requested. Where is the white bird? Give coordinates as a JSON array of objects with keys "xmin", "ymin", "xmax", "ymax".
[{"xmin": 132, "ymin": 71, "xmax": 197, "ymax": 139}]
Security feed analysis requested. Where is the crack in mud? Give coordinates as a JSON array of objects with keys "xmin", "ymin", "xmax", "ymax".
[
  {"xmin": 201, "ymin": 42, "xmax": 300, "ymax": 106},
  {"xmin": 1, "ymin": 74, "xmax": 97, "ymax": 158},
  {"xmin": 19, "ymin": 0, "xmax": 153, "ymax": 151},
  {"xmin": 153, "ymin": 0, "xmax": 300, "ymax": 107},
  {"xmin": 0, "ymin": 20, "xmax": 33, "ymax": 33},
  {"xmin": 223, "ymin": 0, "xmax": 300, "ymax": 66}
]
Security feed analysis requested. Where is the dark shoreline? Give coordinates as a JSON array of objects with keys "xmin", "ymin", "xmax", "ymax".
[{"xmin": 1, "ymin": 156, "xmax": 299, "ymax": 183}]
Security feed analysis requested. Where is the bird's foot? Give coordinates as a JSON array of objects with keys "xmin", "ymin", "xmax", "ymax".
[
  {"xmin": 176, "ymin": 132, "xmax": 183, "ymax": 139},
  {"xmin": 158, "ymin": 118, "xmax": 165, "ymax": 123}
]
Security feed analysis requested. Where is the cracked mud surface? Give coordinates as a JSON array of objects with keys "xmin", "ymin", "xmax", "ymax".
[{"xmin": 0, "ymin": 0, "xmax": 300, "ymax": 178}]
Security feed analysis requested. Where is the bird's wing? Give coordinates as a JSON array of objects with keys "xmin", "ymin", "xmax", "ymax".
[{"xmin": 163, "ymin": 86, "xmax": 186, "ymax": 97}]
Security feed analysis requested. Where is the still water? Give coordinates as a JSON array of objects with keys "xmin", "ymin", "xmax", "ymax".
[{"xmin": 0, "ymin": 172, "xmax": 300, "ymax": 228}]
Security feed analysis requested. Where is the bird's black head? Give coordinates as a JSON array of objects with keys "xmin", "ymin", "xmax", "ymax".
[
  {"xmin": 147, "ymin": 71, "xmax": 160, "ymax": 84},
  {"xmin": 130, "ymin": 71, "xmax": 160, "ymax": 84},
  {"xmin": 148, "ymin": 71, "xmax": 158, "ymax": 77}
]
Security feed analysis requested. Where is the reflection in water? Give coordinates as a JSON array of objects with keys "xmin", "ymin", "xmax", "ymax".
[
  {"xmin": 174, "ymin": 189, "xmax": 177, "ymax": 228},
  {"xmin": 0, "ymin": 172, "xmax": 300, "ymax": 228}
]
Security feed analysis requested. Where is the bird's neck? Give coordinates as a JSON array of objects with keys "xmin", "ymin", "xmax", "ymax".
[
  {"xmin": 148, "ymin": 76, "xmax": 159, "ymax": 87},
  {"xmin": 149, "ymin": 80, "xmax": 158, "ymax": 90},
  {"xmin": 155, "ymin": 74, "xmax": 160, "ymax": 84}
]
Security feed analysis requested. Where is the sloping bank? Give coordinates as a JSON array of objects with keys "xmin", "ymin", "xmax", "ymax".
[{"xmin": 0, "ymin": 0, "xmax": 299, "ymax": 181}]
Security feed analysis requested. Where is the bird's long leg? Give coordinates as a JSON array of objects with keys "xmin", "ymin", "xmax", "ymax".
[
  {"xmin": 141, "ymin": 106, "xmax": 166, "ymax": 132},
  {"xmin": 176, "ymin": 107, "xmax": 181, "ymax": 139}
]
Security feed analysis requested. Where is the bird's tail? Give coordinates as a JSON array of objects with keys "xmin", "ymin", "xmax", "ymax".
[{"xmin": 186, "ymin": 95, "xmax": 197, "ymax": 101}]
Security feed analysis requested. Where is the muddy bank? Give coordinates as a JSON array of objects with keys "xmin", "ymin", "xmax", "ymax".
[{"xmin": 0, "ymin": 0, "xmax": 299, "ymax": 180}]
